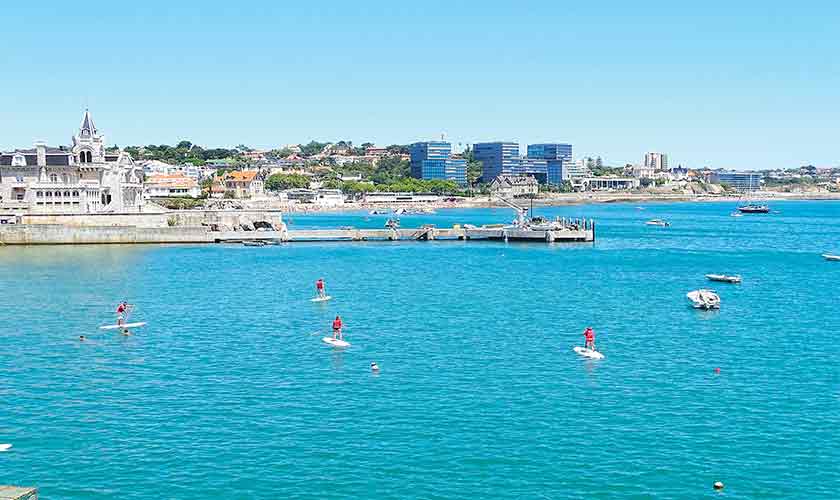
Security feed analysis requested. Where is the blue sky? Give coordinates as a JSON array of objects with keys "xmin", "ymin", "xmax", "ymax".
[{"xmin": 1, "ymin": 0, "xmax": 838, "ymax": 169}]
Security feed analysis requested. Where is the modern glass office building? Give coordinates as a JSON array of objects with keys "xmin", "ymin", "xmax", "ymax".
[
  {"xmin": 409, "ymin": 142, "xmax": 467, "ymax": 186},
  {"xmin": 473, "ymin": 142, "xmax": 520, "ymax": 182},
  {"xmin": 711, "ymin": 171, "xmax": 762, "ymax": 192},
  {"xmin": 527, "ymin": 143, "xmax": 573, "ymax": 162}
]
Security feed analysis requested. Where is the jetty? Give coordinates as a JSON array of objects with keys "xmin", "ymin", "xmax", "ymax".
[
  {"xmin": 0, "ymin": 220, "xmax": 594, "ymax": 245},
  {"xmin": 222, "ymin": 219, "xmax": 595, "ymax": 244}
]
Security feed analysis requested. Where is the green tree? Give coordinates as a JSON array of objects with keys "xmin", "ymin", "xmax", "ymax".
[{"xmin": 265, "ymin": 173, "xmax": 310, "ymax": 191}]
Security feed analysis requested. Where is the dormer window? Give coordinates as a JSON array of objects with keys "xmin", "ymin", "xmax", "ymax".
[
  {"xmin": 50, "ymin": 174, "xmax": 58, "ymax": 183},
  {"xmin": 11, "ymin": 154, "xmax": 26, "ymax": 166}
]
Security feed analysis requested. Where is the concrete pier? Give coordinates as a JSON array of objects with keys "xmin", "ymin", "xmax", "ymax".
[
  {"xmin": 0, "ymin": 486, "xmax": 37, "ymax": 500},
  {"xmin": 0, "ymin": 221, "xmax": 595, "ymax": 245}
]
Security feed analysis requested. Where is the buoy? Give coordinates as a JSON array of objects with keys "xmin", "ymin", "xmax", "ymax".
[
  {"xmin": 714, "ymin": 367, "xmax": 721, "ymax": 374},
  {"xmin": 714, "ymin": 481, "xmax": 724, "ymax": 490}
]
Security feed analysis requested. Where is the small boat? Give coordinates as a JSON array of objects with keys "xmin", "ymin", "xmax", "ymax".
[
  {"xmin": 242, "ymin": 240, "xmax": 266, "ymax": 247},
  {"xmin": 369, "ymin": 209, "xmax": 388, "ymax": 215},
  {"xmin": 738, "ymin": 204, "xmax": 770, "ymax": 214},
  {"xmin": 687, "ymin": 289, "xmax": 721, "ymax": 310},
  {"xmin": 730, "ymin": 212, "xmax": 743, "ymax": 217},
  {"xmin": 645, "ymin": 219, "xmax": 670, "ymax": 227},
  {"xmin": 705, "ymin": 274, "xmax": 742, "ymax": 284},
  {"xmin": 823, "ymin": 254, "xmax": 840, "ymax": 262}
]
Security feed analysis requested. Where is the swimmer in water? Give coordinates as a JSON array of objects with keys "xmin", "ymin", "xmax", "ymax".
[
  {"xmin": 370, "ymin": 361, "xmax": 380, "ymax": 372},
  {"xmin": 122, "ymin": 328, "xmax": 131, "ymax": 336},
  {"xmin": 79, "ymin": 335, "xmax": 86, "ymax": 341}
]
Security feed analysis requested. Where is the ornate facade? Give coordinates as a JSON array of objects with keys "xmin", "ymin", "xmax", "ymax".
[{"xmin": 0, "ymin": 111, "xmax": 143, "ymax": 213}]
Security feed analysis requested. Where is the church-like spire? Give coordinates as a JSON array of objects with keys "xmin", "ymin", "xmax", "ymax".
[{"xmin": 79, "ymin": 109, "xmax": 97, "ymax": 137}]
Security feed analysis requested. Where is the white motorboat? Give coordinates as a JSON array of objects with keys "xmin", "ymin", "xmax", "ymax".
[
  {"xmin": 705, "ymin": 274, "xmax": 742, "ymax": 284},
  {"xmin": 646, "ymin": 219, "xmax": 670, "ymax": 227},
  {"xmin": 823, "ymin": 254, "xmax": 840, "ymax": 262},
  {"xmin": 687, "ymin": 289, "xmax": 721, "ymax": 310}
]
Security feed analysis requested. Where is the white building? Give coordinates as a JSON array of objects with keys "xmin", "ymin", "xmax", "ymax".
[
  {"xmin": 574, "ymin": 177, "xmax": 640, "ymax": 191},
  {"xmin": 564, "ymin": 159, "xmax": 590, "ymax": 180},
  {"xmin": 644, "ymin": 152, "xmax": 668, "ymax": 170},
  {"xmin": 0, "ymin": 110, "xmax": 143, "ymax": 213},
  {"xmin": 363, "ymin": 192, "xmax": 442, "ymax": 204},
  {"xmin": 632, "ymin": 164, "xmax": 656, "ymax": 179},
  {"xmin": 144, "ymin": 174, "xmax": 201, "ymax": 198},
  {"xmin": 489, "ymin": 174, "xmax": 539, "ymax": 198},
  {"xmin": 314, "ymin": 189, "xmax": 345, "ymax": 206}
]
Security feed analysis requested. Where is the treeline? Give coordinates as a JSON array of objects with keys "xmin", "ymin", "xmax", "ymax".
[
  {"xmin": 265, "ymin": 173, "xmax": 461, "ymax": 195},
  {"xmin": 123, "ymin": 141, "xmax": 247, "ymax": 165}
]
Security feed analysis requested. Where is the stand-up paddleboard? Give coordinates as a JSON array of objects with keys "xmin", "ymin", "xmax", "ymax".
[
  {"xmin": 573, "ymin": 346, "xmax": 604, "ymax": 360},
  {"xmin": 311, "ymin": 296, "xmax": 332, "ymax": 302},
  {"xmin": 0, "ymin": 444, "xmax": 12, "ymax": 452},
  {"xmin": 322, "ymin": 337, "xmax": 350, "ymax": 347},
  {"xmin": 99, "ymin": 322, "xmax": 146, "ymax": 330}
]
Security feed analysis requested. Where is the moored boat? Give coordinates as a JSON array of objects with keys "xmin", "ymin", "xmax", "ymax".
[
  {"xmin": 705, "ymin": 274, "xmax": 742, "ymax": 284},
  {"xmin": 738, "ymin": 204, "xmax": 769, "ymax": 214},
  {"xmin": 687, "ymin": 289, "xmax": 721, "ymax": 310},
  {"xmin": 823, "ymin": 254, "xmax": 840, "ymax": 261},
  {"xmin": 645, "ymin": 219, "xmax": 670, "ymax": 227},
  {"xmin": 242, "ymin": 240, "xmax": 266, "ymax": 247}
]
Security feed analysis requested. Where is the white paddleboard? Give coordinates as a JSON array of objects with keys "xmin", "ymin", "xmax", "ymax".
[
  {"xmin": 0, "ymin": 444, "xmax": 11, "ymax": 452},
  {"xmin": 311, "ymin": 296, "xmax": 332, "ymax": 302},
  {"xmin": 322, "ymin": 337, "xmax": 350, "ymax": 347},
  {"xmin": 574, "ymin": 346, "xmax": 604, "ymax": 359},
  {"xmin": 99, "ymin": 322, "xmax": 146, "ymax": 330}
]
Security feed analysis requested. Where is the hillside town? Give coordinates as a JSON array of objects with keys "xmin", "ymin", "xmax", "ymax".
[{"xmin": 2, "ymin": 111, "xmax": 840, "ymax": 216}]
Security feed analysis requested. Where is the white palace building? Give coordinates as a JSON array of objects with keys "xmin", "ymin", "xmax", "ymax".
[{"xmin": 0, "ymin": 111, "xmax": 143, "ymax": 213}]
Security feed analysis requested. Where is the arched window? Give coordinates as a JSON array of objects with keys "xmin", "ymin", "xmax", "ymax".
[
  {"xmin": 73, "ymin": 191, "xmax": 79, "ymax": 197},
  {"xmin": 36, "ymin": 191, "xmax": 43, "ymax": 198},
  {"xmin": 45, "ymin": 191, "xmax": 52, "ymax": 197},
  {"xmin": 64, "ymin": 191, "xmax": 70, "ymax": 197},
  {"xmin": 50, "ymin": 174, "xmax": 58, "ymax": 183}
]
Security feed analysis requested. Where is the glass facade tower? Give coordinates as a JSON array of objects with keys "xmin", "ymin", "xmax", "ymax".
[{"xmin": 409, "ymin": 141, "xmax": 467, "ymax": 186}]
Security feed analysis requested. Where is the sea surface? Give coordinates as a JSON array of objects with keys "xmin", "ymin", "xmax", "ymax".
[{"xmin": 1, "ymin": 201, "xmax": 838, "ymax": 499}]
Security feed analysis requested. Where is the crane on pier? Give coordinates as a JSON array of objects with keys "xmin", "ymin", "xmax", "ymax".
[{"xmin": 491, "ymin": 193, "xmax": 530, "ymax": 227}]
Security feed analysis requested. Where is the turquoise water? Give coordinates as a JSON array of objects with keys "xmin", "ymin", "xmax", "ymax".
[{"xmin": 1, "ymin": 201, "xmax": 838, "ymax": 499}]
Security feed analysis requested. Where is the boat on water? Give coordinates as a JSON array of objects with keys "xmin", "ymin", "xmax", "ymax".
[
  {"xmin": 738, "ymin": 204, "xmax": 770, "ymax": 214},
  {"xmin": 706, "ymin": 274, "xmax": 742, "ymax": 284},
  {"xmin": 687, "ymin": 289, "xmax": 720, "ymax": 309},
  {"xmin": 368, "ymin": 209, "xmax": 389, "ymax": 215},
  {"xmin": 823, "ymin": 254, "xmax": 840, "ymax": 261},
  {"xmin": 730, "ymin": 212, "xmax": 743, "ymax": 217},
  {"xmin": 645, "ymin": 219, "xmax": 670, "ymax": 227}
]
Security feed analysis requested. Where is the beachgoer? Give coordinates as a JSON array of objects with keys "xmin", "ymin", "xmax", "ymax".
[
  {"xmin": 316, "ymin": 278, "xmax": 326, "ymax": 298},
  {"xmin": 584, "ymin": 327, "xmax": 595, "ymax": 350},
  {"xmin": 371, "ymin": 362, "xmax": 380, "ymax": 372},
  {"xmin": 332, "ymin": 315, "xmax": 343, "ymax": 340}
]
